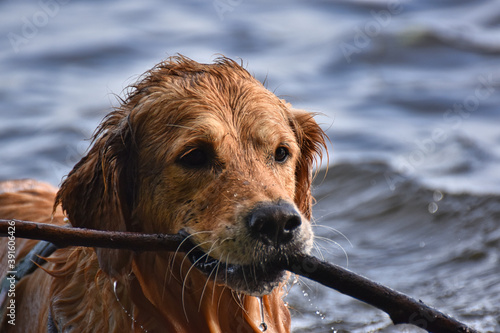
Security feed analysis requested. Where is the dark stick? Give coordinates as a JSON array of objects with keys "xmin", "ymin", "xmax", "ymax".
[
  {"xmin": 286, "ymin": 254, "xmax": 478, "ymax": 333},
  {"xmin": 0, "ymin": 219, "xmax": 478, "ymax": 333},
  {"xmin": 0, "ymin": 219, "xmax": 187, "ymax": 252}
]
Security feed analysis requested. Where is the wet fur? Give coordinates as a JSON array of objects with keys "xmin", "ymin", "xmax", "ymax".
[{"xmin": 0, "ymin": 56, "xmax": 326, "ymax": 332}]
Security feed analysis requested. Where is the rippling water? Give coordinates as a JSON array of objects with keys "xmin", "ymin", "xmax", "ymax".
[{"xmin": 1, "ymin": 0, "xmax": 499, "ymax": 332}]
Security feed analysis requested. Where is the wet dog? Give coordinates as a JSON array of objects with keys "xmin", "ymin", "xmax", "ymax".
[{"xmin": 0, "ymin": 56, "xmax": 326, "ymax": 332}]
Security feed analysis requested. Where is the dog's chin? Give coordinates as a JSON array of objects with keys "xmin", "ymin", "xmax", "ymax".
[{"xmin": 187, "ymin": 246, "xmax": 286, "ymax": 296}]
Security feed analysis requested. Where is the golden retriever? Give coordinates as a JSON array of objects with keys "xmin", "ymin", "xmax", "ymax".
[{"xmin": 0, "ymin": 55, "xmax": 326, "ymax": 332}]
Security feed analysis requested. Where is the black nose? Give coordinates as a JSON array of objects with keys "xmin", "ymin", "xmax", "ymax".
[{"xmin": 247, "ymin": 201, "xmax": 302, "ymax": 246}]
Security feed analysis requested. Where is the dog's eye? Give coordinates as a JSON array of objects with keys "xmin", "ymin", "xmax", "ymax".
[
  {"xmin": 274, "ymin": 146, "xmax": 289, "ymax": 163},
  {"xmin": 178, "ymin": 148, "xmax": 209, "ymax": 168}
]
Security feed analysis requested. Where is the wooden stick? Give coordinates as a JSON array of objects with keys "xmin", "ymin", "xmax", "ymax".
[
  {"xmin": 0, "ymin": 219, "xmax": 478, "ymax": 333},
  {"xmin": 287, "ymin": 254, "xmax": 478, "ymax": 333},
  {"xmin": 0, "ymin": 219, "xmax": 187, "ymax": 252}
]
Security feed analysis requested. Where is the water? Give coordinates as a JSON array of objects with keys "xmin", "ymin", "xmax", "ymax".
[
  {"xmin": 113, "ymin": 279, "xmax": 148, "ymax": 332},
  {"xmin": 257, "ymin": 296, "xmax": 268, "ymax": 332},
  {"xmin": 1, "ymin": 0, "xmax": 499, "ymax": 332},
  {"xmin": 298, "ymin": 162, "xmax": 500, "ymax": 332}
]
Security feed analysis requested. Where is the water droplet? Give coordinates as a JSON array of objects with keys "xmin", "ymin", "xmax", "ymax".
[
  {"xmin": 257, "ymin": 296, "xmax": 267, "ymax": 332},
  {"xmin": 314, "ymin": 309, "xmax": 326, "ymax": 320},
  {"xmin": 112, "ymin": 279, "xmax": 148, "ymax": 332},
  {"xmin": 433, "ymin": 190, "xmax": 443, "ymax": 202},
  {"xmin": 112, "ymin": 279, "xmax": 118, "ymax": 298},
  {"xmin": 428, "ymin": 202, "xmax": 438, "ymax": 214}
]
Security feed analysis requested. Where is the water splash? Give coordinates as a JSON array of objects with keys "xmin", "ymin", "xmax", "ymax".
[
  {"xmin": 428, "ymin": 202, "xmax": 439, "ymax": 214},
  {"xmin": 428, "ymin": 190, "xmax": 444, "ymax": 214},
  {"xmin": 315, "ymin": 310, "xmax": 326, "ymax": 320},
  {"xmin": 257, "ymin": 296, "xmax": 267, "ymax": 332},
  {"xmin": 433, "ymin": 190, "xmax": 444, "ymax": 202},
  {"xmin": 112, "ymin": 279, "xmax": 148, "ymax": 332}
]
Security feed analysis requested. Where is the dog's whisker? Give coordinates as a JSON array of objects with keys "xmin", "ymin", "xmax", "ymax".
[
  {"xmin": 198, "ymin": 263, "xmax": 217, "ymax": 312},
  {"xmin": 300, "ymin": 274, "xmax": 315, "ymax": 295},
  {"xmin": 215, "ymin": 254, "xmax": 235, "ymax": 313},
  {"xmin": 312, "ymin": 224, "xmax": 353, "ymax": 247},
  {"xmin": 161, "ymin": 253, "xmax": 179, "ymax": 301},
  {"xmin": 181, "ymin": 246, "xmax": 213, "ymax": 322},
  {"xmin": 216, "ymin": 283, "xmax": 228, "ymax": 312},
  {"xmin": 218, "ymin": 236, "xmax": 235, "ymax": 245},
  {"xmin": 240, "ymin": 259, "xmax": 251, "ymax": 294},
  {"xmin": 205, "ymin": 238, "xmax": 221, "ymax": 260},
  {"xmin": 312, "ymin": 242, "xmax": 326, "ymax": 261},
  {"xmin": 175, "ymin": 231, "xmax": 210, "ymax": 277},
  {"xmin": 177, "ymin": 238, "xmax": 212, "ymax": 280},
  {"xmin": 172, "ymin": 230, "xmax": 211, "ymax": 261},
  {"xmin": 196, "ymin": 240, "xmax": 222, "ymax": 311},
  {"xmin": 313, "ymin": 235, "xmax": 350, "ymax": 267},
  {"xmin": 211, "ymin": 252, "xmax": 224, "ymax": 305},
  {"xmin": 230, "ymin": 289, "xmax": 246, "ymax": 313},
  {"xmin": 202, "ymin": 258, "xmax": 223, "ymax": 311},
  {"xmin": 179, "ymin": 239, "xmax": 214, "ymax": 320}
]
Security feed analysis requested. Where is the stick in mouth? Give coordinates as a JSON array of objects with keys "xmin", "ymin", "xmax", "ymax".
[{"xmin": 0, "ymin": 219, "xmax": 479, "ymax": 333}]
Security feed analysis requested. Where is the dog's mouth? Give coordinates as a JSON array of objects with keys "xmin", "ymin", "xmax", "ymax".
[{"xmin": 181, "ymin": 235, "xmax": 287, "ymax": 296}]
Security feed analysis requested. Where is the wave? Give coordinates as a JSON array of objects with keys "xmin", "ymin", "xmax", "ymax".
[{"xmin": 308, "ymin": 160, "xmax": 500, "ymax": 331}]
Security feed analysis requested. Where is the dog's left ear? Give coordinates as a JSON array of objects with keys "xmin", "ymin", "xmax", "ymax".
[
  {"xmin": 289, "ymin": 110, "xmax": 327, "ymax": 220},
  {"xmin": 54, "ymin": 110, "xmax": 137, "ymax": 277}
]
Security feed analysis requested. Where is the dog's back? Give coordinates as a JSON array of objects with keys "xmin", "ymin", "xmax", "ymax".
[{"xmin": 0, "ymin": 180, "xmax": 64, "ymax": 332}]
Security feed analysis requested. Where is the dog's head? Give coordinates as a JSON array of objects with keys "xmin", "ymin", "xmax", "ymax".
[{"xmin": 56, "ymin": 56, "xmax": 326, "ymax": 296}]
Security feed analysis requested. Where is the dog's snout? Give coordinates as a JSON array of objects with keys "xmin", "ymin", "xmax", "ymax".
[{"xmin": 247, "ymin": 202, "xmax": 302, "ymax": 245}]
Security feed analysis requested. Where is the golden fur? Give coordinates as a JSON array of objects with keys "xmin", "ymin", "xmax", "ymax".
[{"xmin": 0, "ymin": 56, "xmax": 326, "ymax": 332}]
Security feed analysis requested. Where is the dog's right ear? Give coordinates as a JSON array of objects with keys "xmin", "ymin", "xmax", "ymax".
[{"xmin": 54, "ymin": 110, "xmax": 137, "ymax": 277}]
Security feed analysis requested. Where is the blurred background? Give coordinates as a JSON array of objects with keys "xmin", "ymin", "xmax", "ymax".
[{"xmin": 1, "ymin": 0, "xmax": 499, "ymax": 332}]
